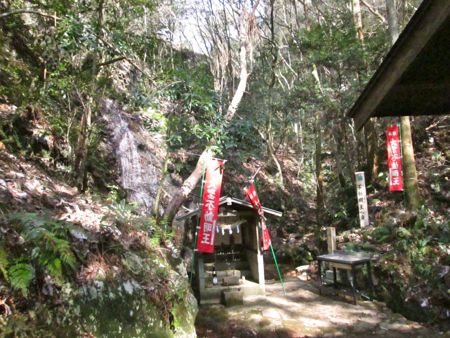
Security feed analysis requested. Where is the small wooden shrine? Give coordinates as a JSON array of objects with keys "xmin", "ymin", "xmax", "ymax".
[{"xmin": 176, "ymin": 196, "xmax": 282, "ymax": 305}]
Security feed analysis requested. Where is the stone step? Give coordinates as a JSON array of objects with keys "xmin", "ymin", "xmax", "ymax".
[
  {"xmin": 204, "ymin": 269, "xmax": 253, "ymax": 279},
  {"xmin": 203, "ymin": 273, "xmax": 253, "ymax": 286},
  {"xmin": 205, "ymin": 269, "xmax": 241, "ymax": 277},
  {"xmin": 200, "ymin": 280, "xmax": 265, "ymax": 304},
  {"xmin": 204, "ymin": 261, "xmax": 250, "ymax": 271}
]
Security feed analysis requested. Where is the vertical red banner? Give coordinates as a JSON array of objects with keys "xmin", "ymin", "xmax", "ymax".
[
  {"xmin": 386, "ymin": 125, "xmax": 404, "ymax": 192},
  {"xmin": 245, "ymin": 183, "xmax": 271, "ymax": 251},
  {"xmin": 196, "ymin": 159, "xmax": 224, "ymax": 253}
]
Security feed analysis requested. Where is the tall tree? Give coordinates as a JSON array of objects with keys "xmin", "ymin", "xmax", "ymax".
[
  {"xmin": 163, "ymin": 0, "xmax": 260, "ymax": 225},
  {"xmin": 351, "ymin": 0, "xmax": 379, "ymax": 182},
  {"xmin": 385, "ymin": 0, "xmax": 420, "ymax": 210}
]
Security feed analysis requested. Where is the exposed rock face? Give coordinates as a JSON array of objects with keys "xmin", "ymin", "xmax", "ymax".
[
  {"xmin": 0, "ymin": 145, "xmax": 198, "ymax": 337},
  {"xmin": 100, "ymin": 98, "xmax": 172, "ymax": 214}
]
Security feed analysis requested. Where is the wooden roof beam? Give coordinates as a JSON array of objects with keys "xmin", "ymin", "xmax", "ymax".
[{"xmin": 348, "ymin": 2, "xmax": 450, "ymax": 130}]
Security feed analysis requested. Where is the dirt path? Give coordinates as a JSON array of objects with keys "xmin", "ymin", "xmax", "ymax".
[{"xmin": 195, "ymin": 278, "xmax": 448, "ymax": 338}]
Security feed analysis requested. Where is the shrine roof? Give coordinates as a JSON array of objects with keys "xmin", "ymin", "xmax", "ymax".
[
  {"xmin": 175, "ymin": 196, "xmax": 282, "ymax": 221},
  {"xmin": 347, "ymin": 1, "xmax": 450, "ymax": 129}
]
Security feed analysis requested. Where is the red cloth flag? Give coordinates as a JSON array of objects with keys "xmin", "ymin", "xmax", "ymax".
[
  {"xmin": 245, "ymin": 183, "xmax": 271, "ymax": 251},
  {"xmin": 196, "ymin": 159, "xmax": 224, "ymax": 253},
  {"xmin": 386, "ymin": 125, "xmax": 404, "ymax": 192}
]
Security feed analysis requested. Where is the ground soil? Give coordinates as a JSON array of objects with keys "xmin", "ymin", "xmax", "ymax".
[{"xmin": 195, "ymin": 278, "xmax": 449, "ymax": 338}]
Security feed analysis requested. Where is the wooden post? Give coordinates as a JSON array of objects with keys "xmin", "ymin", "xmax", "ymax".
[
  {"xmin": 327, "ymin": 227, "xmax": 336, "ymax": 254},
  {"xmin": 256, "ymin": 222, "xmax": 266, "ymax": 293},
  {"xmin": 197, "ymin": 253, "xmax": 205, "ymax": 298}
]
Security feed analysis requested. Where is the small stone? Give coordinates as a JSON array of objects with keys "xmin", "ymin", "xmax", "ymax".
[
  {"xmin": 123, "ymin": 280, "xmax": 134, "ymax": 295},
  {"xmin": 296, "ymin": 265, "xmax": 311, "ymax": 273}
]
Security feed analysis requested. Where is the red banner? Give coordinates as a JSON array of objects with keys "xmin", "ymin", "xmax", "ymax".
[
  {"xmin": 386, "ymin": 125, "xmax": 404, "ymax": 192},
  {"xmin": 245, "ymin": 183, "xmax": 271, "ymax": 251},
  {"xmin": 196, "ymin": 159, "xmax": 224, "ymax": 253}
]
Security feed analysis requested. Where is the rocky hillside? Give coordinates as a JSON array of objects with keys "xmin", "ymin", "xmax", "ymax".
[{"xmin": 0, "ymin": 104, "xmax": 197, "ymax": 337}]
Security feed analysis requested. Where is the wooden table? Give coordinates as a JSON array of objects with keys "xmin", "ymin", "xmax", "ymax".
[{"xmin": 317, "ymin": 251, "xmax": 374, "ymax": 304}]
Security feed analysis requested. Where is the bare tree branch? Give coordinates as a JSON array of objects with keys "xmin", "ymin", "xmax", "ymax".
[
  {"xmin": 361, "ymin": 0, "xmax": 387, "ymax": 24},
  {"xmin": 97, "ymin": 56, "xmax": 126, "ymax": 68}
]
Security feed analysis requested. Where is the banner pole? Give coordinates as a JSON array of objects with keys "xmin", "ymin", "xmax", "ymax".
[
  {"xmin": 270, "ymin": 243, "xmax": 286, "ymax": 296},
  {"xmin": 190, "ymin": 162, "xmax": 207, "ymax": 284}
]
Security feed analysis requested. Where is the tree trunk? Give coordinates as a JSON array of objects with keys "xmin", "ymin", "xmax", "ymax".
[
  {"xmin": 315, "ymin": 113, "xmax": 324, "ymax": 222},
  {"xmin": 73, "ymin": 0, "xmax": 104, "ymax": 191},
  {"xmin": 163, "ymin": 2, "xmax": 259, "ymax": 226},
  {"xmin": 74, "ymin": 102, "xmax": 92, "ymax": 191},
  {"xmin": 153, "ymin": 152, "xmax": 170, "ymax": 220},
  {"xmin": 164, "ymin": 150, "xmax": 212, "ymax": 225},
  {"xmin": 332, "ymin": 123, "xmax": 347, "ymax": 188},
  {"xmin": 264, "ymin": 113, "xmax": 284, "ymax": 189},
  {"xmin": 345, "ymin": 130, "xmax": 356, "ymax": 186},
  {"xmin": 386, "ymin": 0, "xmax": 420, "ymax": 210},
  {"xmin": 351, "ymin": 0, "xmax": 364, "ymax": 44},
  {"xmin": 401, "ymin": 116, "xmax": 420, "ymax": 210},
  {"xmin": 364, "ymin": 119, "xmax": 378, "ymax": 182},
  {"xmin": 386, "ymin": 0, "xmax": 399, "ymax": 45},
  {"xmin": 351, "ymin": 0, "xmax": 378, "ymax": 182},
  {"xmin": 223, "ymin": 10, "xmax": 250, "ymax": 123},
  {"xmin": 265, "ymin": 2, "xmax": 284, "ymax": 190}
]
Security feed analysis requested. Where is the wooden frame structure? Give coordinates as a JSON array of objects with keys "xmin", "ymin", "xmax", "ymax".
[
  {"xmin": 176, "ymin": 196, "xmax": 282, "ymax": 304},
  {"xmin": 348, "ymin": 1, "xmax": 450, "ymax": 129}
]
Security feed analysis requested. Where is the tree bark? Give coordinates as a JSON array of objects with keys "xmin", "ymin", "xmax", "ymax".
[
  {"xmin": 400, "ymin": 116, "xmax": 420, "ymax": 210},
  {"xmin": 315, "ymin": 113, "xmax": 324, "ymax": 222},
  {"xmin": 386, "ymin": 0, "xmax": 399, "ymax": 45},
  {"xmin": 163, "ymin": 150, "xmax": 212, "ymax": 226},
  {"xmin": 223, "ymin": 9, "xmax": 250, "ymax": 123},
  {"xmin": 332, "ymin": 123, "xmax": 347, "ymax": 188},
  {"xmin": 73, "ymin": 96, "xmax": 92, "ymax": 191},
  {"xmin": 73, "ymin": 0, "xmax": 104, "ymax": 191},
  {"xmin": 351, "ymin": 0, "xmax": 379, "ymax": 182},
  {"xmin": 364, "ymin": 119, "xmax": 379, "ymax": 182},
  {"xmin": 386, "ymin": 0, "xmax": 420, "ymax": 210},
  {"xmin": 351, "ymin": 0, "xmax": 364, "ymax": 44},
  {"xmin": 257, "ymin": 115, "xmax": 284, "ymax": 190},
  {"xmin": 153, "ymin": 152, "xmax": 170, "ymax": 219},
  {"xmin": 265, "ymin": 0, "xmax": 284, "ymax": 189},
  {"xmin": 163, "ymin": 2, "xmax": 259, "ymax": 226}
]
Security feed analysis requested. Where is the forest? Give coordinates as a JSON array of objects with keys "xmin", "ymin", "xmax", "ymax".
[{"xmin": 0, "ymin": 0, "xmax": 449, "ymax": 337}]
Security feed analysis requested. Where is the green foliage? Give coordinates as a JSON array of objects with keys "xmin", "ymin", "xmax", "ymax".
[
  {"xmin": 8, "ymin": 261, "xmax": 35, "ymax": 296},
  {"xmin": 7, "ymin": 212, "xmax": 78, "ymax": 288},
  {"xmin": 107, "ymin": 200, "xmax": 139, "ymax": 228},
  {"xmin": 106, "ymin": 184, "xmax": 123, "ymax": 203},
  {"xmin": 372, "ymin": 226, "xmax": 393, "ymax": 243},
  {"xmin": 225, "ymin": 119, "xmax": 262, "ymax": 152},
  {"xmin": 396, "ymin": 227, "xmax": 412, "ymax": 239}
]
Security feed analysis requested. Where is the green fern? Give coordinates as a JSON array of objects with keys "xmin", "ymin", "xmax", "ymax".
[
  {"xmin": 7, "ymin": 212, "xmax": 46, "ymax": 229},
  {"xmin": 108, "ymin": 200, "xmax": 138, "ymax": 227},
  {"xmin": 44, "ymin": 257, "xmax": 63, "ymax": 283},
  {"xmin": 150, "ymin": 232, "xmax": 161, "ymax": 248},
  {"xmin": 8, "ymin": 262, "xmax": 35, "ymax": 296},
  {"xmin": 7, "ymin": 212, "xmax": 78, "ymax": 282}
]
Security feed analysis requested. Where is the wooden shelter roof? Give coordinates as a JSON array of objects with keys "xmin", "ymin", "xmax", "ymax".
[
  {"xmin": 175, "ymin": 196, "xmax": 283, "ymax": 221},
  {"xmin": 347, "ymin": 1, "xmax": 450, "ymax": 130}
]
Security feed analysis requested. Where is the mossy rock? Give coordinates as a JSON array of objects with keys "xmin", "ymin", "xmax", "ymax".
[{"xmin": 2, "ymin": 277, "xmax": 197, "ymax": 338}]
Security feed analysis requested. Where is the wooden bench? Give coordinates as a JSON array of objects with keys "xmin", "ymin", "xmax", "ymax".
[{"xmin": 317, "ymin": 251, "xmax": 375, "ymax": 304}]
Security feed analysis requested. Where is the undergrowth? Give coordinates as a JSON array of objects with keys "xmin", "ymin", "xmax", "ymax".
[{"xmin": 2, "ymin": 212, "xmax": 80, "ymax": 296}]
